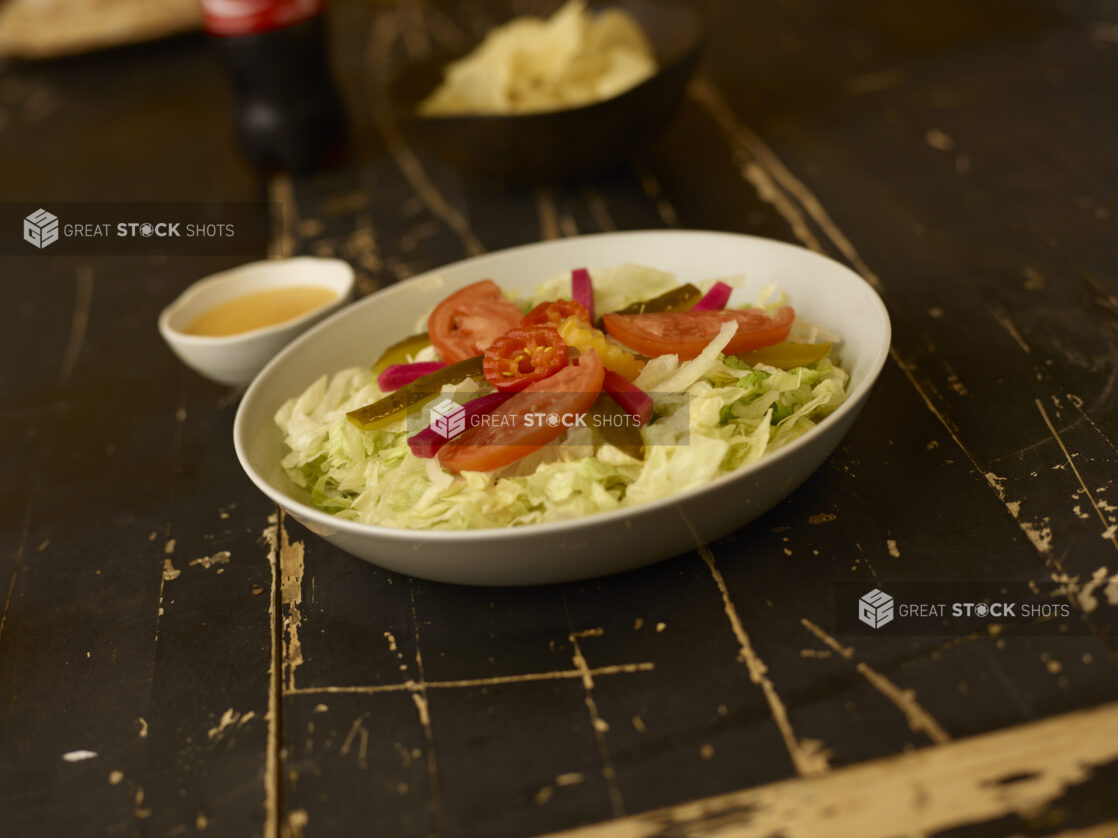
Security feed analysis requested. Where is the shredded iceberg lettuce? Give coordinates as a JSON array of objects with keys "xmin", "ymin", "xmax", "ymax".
[{"xmin": 275, "ymin": 267, "xmax": 849, "ymax": 530}]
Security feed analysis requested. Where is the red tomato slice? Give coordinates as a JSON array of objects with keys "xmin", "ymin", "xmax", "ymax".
[
  {"xmin": 521, "ymin": 299, "xmax": 590, "ymax": 328},
  {"xmin": 428, "ymin": 280, "xmax": 524, "ymax": 364},
  {"xmin": 438, "ymin": 349, "xmax": 606, "ymax": 474},
  {"xmin": 602, "ymin": 307, "xmax": 795, "ymax": 360},
  {"xmin": 483, "ymin": 327, "xmax": 569, "ymax": 392}
]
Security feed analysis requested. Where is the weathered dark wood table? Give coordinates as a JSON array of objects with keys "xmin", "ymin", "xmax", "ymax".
[{"xmin": 3, "ymin": 1, "xmax": 1118, "ymax": 835}]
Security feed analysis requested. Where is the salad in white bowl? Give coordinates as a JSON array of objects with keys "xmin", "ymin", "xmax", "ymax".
[
  {"xmin": 234, "ymin": 230, "xmax": 889, "ymax": 585},
  {"xmin": 274, "ymin": 264, "xmax": 848, "ymax": 531}
]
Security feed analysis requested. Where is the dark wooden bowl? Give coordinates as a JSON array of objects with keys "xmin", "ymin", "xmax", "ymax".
[{"xmin": 388, "ymin": 1, "xmax": 705, "ymax": 181}]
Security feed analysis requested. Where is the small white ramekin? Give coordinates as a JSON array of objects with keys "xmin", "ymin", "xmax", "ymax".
[{"xmin": 159, "ymin": 257, "xmax": 355, "ymax": 386}]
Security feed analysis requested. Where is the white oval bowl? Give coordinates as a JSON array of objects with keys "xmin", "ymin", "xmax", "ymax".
[
  {"xmin": 234, "ymin": 231, "xmax": 890, "ymax": 586},
  {"xmin": 159, "ymin": 257, "xmax": 355, "ymax": 386}
]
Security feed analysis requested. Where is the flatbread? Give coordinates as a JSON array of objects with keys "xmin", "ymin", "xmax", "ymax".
[{"xmin": 0, "ymin": 0, "xmax": 201, "ymax": 59}]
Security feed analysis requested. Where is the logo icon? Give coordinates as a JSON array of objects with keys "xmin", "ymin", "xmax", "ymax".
[
  {"xmin": 858, "ymin": 588, "xmax": 894, "ymax": 629},
  {"xmin": 429, "ymin": 398, "xmax": 466, "ymax": 439},
  {"xmin": 24, "ymin": 208, "xmax": 59, "ymax": 249}
]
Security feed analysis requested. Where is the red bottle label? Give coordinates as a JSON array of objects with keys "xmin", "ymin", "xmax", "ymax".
[{"xmin": 200, "ymin": 0, "xmax": 325, "ymax": 36}]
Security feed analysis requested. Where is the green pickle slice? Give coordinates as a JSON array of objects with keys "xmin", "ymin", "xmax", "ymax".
[
  {"xmin": 586, "ymin": 393, "xmax": 644, "ymax": 461},
  {"xmin": 600, "ymin": 283, "xmax": 702, "ymax": 322},
  {"xmin": 371, "ymin": 332, "xmax": 432, "ymax": 375},
  {"xmin": 733, "ymin": 341, "xmax": 831, "ymax": 369},
  {"xmin": 348, "ymin": 355, "xmax": 484, "ymax": 431}
]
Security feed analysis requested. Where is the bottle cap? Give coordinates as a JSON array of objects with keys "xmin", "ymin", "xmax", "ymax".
[{"xmin": 201, "ymin": 0, "xmax": 325, "ymax": 36}]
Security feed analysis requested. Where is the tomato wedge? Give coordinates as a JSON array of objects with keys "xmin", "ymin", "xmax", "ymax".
[
  {"xmin": 428, "ymin": 280, "xmax": 524, "ymax": 364},
  {"xmin": 483, "ymin": 327, "xmax": 568, "ymax": 392},
  {"xmin": 438, "ymin": 349, "xmax": 605, "ymax": 474},
  {"xmin": 521, "ymin": 299, "xmax": 590, "ymax": 328},
  {"xmin": 602, "ymin": 307, "xmax": 795, "ymax": 360}
]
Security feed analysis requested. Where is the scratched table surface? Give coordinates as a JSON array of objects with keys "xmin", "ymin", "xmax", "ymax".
[{"xmin": 4, "ymin": 0, "xmax": 1118, "ymax": 836}]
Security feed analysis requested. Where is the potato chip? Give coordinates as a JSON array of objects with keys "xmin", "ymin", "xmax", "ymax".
[{"xmin": 418, "ymin": 0, "xmax": 657, "ymax": 116}]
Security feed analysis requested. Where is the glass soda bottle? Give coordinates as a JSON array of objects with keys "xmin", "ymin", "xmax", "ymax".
[{"xmin": 200, "ymin": 0, "xmax": 348, "ymax": 172}]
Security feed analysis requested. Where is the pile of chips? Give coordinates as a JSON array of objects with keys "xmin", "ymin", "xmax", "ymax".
[{"xmin": 419, "ymin": 0, "xmax": 657, "ymax": 116}]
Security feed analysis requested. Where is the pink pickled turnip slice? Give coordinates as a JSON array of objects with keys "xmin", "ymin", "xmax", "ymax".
[
  {"xmin": 691, "ymin": 281, "xmax": 733, "ymax": 311},
  {"xmin": 407, "ymin": 391, "xmax": 514, "ymax": 458},
  {"xmin": 571, "ymin": 267, "xmax": 594, "ymax": 321},
  {"xmin": 601, "ymin": 370, "xmax": 653, "ymax": 426},
  {"xmin": 378, "ymin": 361, "xmax": 446, "ymax": 392}
]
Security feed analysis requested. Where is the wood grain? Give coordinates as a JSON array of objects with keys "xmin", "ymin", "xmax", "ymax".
[
  {"xmin": 1, "ymin": 0, "xmax": 1117, "ymax": 836},
  {"xmin": 543, "ymin": 700, "xmax": 1118, "ymax": 838}
]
